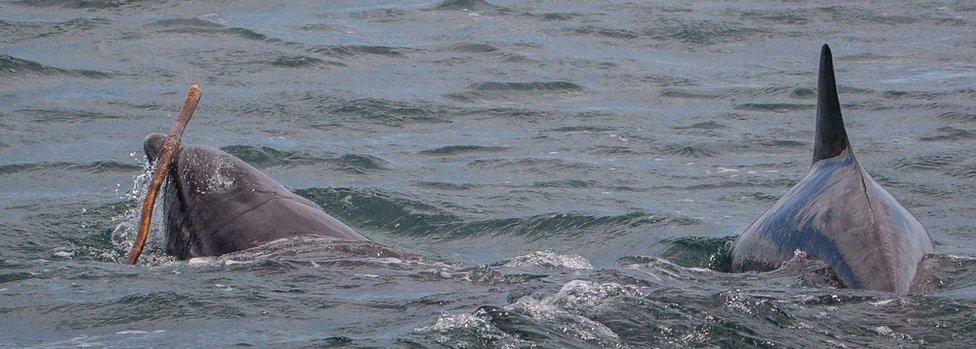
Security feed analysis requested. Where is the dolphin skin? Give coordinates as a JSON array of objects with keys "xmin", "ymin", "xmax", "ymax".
[
  {"xmin": 731, "ymin": 45, "xmax": 933, "ymax": 294},
  {"xmin": 143, "ymin": 133, "xmax": 367, "ymax": 259}
]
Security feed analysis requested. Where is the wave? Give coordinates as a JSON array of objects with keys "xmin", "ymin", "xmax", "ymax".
[
  {"xmin": 659, "ymin": 89, "xmax": 720, "ymax": 99},
  {"xmin": 17, "ymin": 108, "xmax": 126, "ymax": 123},
  {"xmin": 419, "ymin": 280, "xmax": 637, "ymax": 347},
  {"xmin": 532, "ymin": 12, "xmax": 581, "ymax": 21},
  {"xmin": 494, "ymin": 250, "xmax": 593, "ymax": 270},
  {"xmin": 891, "ymin": 153, "xmax": 957, "ymax": 171},
  {"xmin": 734, "ymin": 103, "xmax": 814, "ymax": 113},
  {"xmin": 740, "ymin": 10, "xmax": 810, "ymax": 25},
  {"xmin": 445, "ymin": 81, "xmax": 586, "ymax": 102},
  {"xmin": 308, "ymin": 45, "xmax": 408, "ymax": 57},
  {"xmin": 938, "ymin": 111, "xmax": 976, "ymax": 122},
  {"xmin": 0, "ymin": 54, "xmax": 110, "ymax": 79},
  {"xmin": 656, "ymin": 236, "xmax": 735, "ymax": 271},
  {"xmin": 642, "ymin": 20, "xmax": 764, "ymax": 44},
  {"xmin": 681, "ymin": 178, "xmax": 798, "ymax": 190},
  {"xmin": 312, "ymin": 97, "xmax": 450, "ymax": 125},
  {"xmin": 329, "ymin": 154, "xmax": 392, "ymax": 174},
  {"xmin": 152, "ymin": 18, "xmax": 410, "ymax": 58},
  {"xmin": 571, "ymin": 26, "xmax": 640, "ymax": 39},
  {"xmin": 153, "ymin": 18, "xmax": 277, "ymax": 43},
  {"xmin": 661, "ymin": 86, "xmax": 806, "ymax": 101},
  {"xmin": 1, "ymin": 18, "xmax": 109, "ymax": 43},
  {"xmin": 946, "ymin": 161, "xmax": 976, "ymax": 179},
  {"xmin": 530, "ymin": 179, "xmax": 598, "ymax": 189},
  {"xmin": 14, "ymin": 0, "xmax": 147, "ymax": 9},
  {"xmin": 466, "ymin": 158, "xmax": 601, "ymax": 175},
  {"xmin": 758, "ymin": 139, "xmax": 806, "ymax": 148},
  {"xmin": 670, "ymin": 121, "xmax": 727, "ymax": 130},
  {"xmin": 442, "ymin": 43, "xmax": 500, "ymax": 53},
  {"xmin": 411, "ymin": 181, "xmax": 481, "ymax": 190},
  {"xmin": 220, "ymin": 145, "xmax": 391, "ymax": 173},
  {"xmin": 295, "ymin": 187, "xmax": 700, "ymax": 239},
  {"xmin": 661, "ymin": 143, "xmax": 721, "ymax": 158},
  {"xmin": 566, "ymin": 19, "xmax": 763, "ymax": 45},
  {"xmin": 470, "ymin": 81, "xmax": 583, "ymax": 92},
  {"xmin": 549, "ymin": 126, "xmax": 614, "ymax": 132},
  {"xmin": 430, "ymin": 0, "xmax": 507, "ymax": 12},
  {"xmin": 816, "ymin": 5, "xmax": 920, "ymax": 25},
  {"xmin": 270, "ymin": 55, "xmax": 336, "ymax": 68},
  {"xmin": 0, "ymin": 161, "xmax": 141, "ymax": 176},
  {"xmin": 918, "ymin": 126, "xmax": 976, "ymax": 142},
  {"xmin": 220, "ymin": 145, "xmax": 327, "ymax": 168},
  {"xmin": 419, "ymin": 145, "xmax": 507, "ymax": 156}
]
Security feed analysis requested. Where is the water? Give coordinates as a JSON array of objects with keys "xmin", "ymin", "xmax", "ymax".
[{"xmin": 2, "ymin": 0, "xmax": 975, "ymax": 347}]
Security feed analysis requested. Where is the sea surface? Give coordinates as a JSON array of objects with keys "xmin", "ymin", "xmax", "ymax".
[{"xmin": 2, "ymin": 1, "xmax": 976, "ymax": 347}]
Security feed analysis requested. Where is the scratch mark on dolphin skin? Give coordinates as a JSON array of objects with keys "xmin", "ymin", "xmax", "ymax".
[
  {"xmin": 853, "ymin": 154, "xmax": 896, "ymax": 278},
  {"xmin": 853, "ymin": 155, "xmax": 879, "ymax": 229},
  {"xmin": 208, "ymin": 196, "xmax": 277, "ymax": 235}
]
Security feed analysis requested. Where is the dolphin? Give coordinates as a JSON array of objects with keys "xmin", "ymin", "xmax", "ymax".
[
  {"xmin": 143, "ymin": 133, "xmax": 368, "ymax": 259},
  {"xmin": 731, "ymin": 44, "xmax": 933, "ymax": 294}
]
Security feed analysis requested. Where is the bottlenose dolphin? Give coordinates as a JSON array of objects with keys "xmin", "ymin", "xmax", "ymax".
[
  {"xmin": 731, "ymin": 44, "xmax": 933, "ymax": 294},
  {"xmin": 143, "ymin": 133, "xmax": 368, "ymax": 259}
]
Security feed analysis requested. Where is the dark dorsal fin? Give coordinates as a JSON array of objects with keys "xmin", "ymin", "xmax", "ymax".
[{"xmin": 812, "ymin": 44, "xmax": 850, "ymax": 163}]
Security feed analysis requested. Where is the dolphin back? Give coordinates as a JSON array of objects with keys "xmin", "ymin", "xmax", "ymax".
[
  {"xmin": 732, "ymin": 150, "xmax": 932, "ymax": 293},
  {"xmin": 731, "ymin": 45, "xmax": 933, "ymax": 294}
]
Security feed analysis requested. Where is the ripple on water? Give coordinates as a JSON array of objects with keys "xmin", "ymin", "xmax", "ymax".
[
  {"xmin": 734, "ymin": 102, "xmax": 815, "ymax": 113},
  {"xmin": 670, "ymin": 120, "xmax": 727, "ymax": 130},
  {"xmin": 13, "ymin": 0, "xmax": 149, "ymax": 9},
  {"xmin": 938, "ymin": 111, "xmax": 976, "ymax": 122},
  {"xmin": 658, "ymin": 236, "xmax": 735, "ymax": 272},
  {"xmin": 152, "ymin": 18, "xmax": 276, "ymax": 43},
  {"xmin": 219, "ymin": 145, "xmax": 325, "ymax": 168},
  {"xmin": 0, "ymin": 54, "xmax": 110, "ymax": 79},
  {"xmin": 642, "ymin": 20, "xmax": 764, "ymax": 45},
  {"xmin": 0, "ymin": 161, "xmax": 142, "ymax": 176},
  {"xmin": 470, "ymin": 81, "xmax": 584, "ymax": 92},
  {"xmin": 429, "ymin": 0, "xmax": 508, "ymax": 12},
  {"xmin": 311, "ymin": 97, "xmax": 451, "ymax": 125},
  {"xmin": 269, "ymin": 55, "xmax": 334, "ymax": 68},
  {"xmin": 919, "ymin": 126, "xmax": 976, "ymax": 142},
  {"xmin": 445, "ymin": 81, "xmax": 585, "ymax": 103},
  {"xmin": 661, "ymin": 143, "xmax": 721, "ymax": 158},
  {"xmin": 419, "ymin": 145, "xmax": 508, "ymax": 156},
  {"xmin": 221, "ymin": 145, "xmax": 391, "ymax": 173},
  {"xmin": 891, "ymin": 153, "xmax": 958, "ymax": 171},
  {"xmin": 297, "ymin": 187, "xmax": 699, "ymax": 239}
]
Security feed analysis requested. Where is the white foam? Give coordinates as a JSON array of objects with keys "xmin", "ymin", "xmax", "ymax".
[
  {"xmin": 501, "ymin": 250, "xmax": 593, "ymax": 270},
  {"xmin": 187, "ymin": 257, "xmax": 217, "ymax": 265},
  {"xmin": 115, "ymin": 330, "xmax": 148, "ymax": 335}
]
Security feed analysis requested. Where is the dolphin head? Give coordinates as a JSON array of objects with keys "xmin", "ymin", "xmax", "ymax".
[
  {"xmin": 143, "ymin": 133, "xmax": 167, "ymax": 165},
  {"xmin": 139, "ymin": 133, "xmax": 368, "ymax": 260},
  {"xmin": 142, "ymin": 132, "xmax": 194, "ymax": 258}
]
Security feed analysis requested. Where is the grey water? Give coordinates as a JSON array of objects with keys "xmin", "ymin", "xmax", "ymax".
[{"xmin": 2, "ymin": 0, "xmax": 976, "ymax": 347}]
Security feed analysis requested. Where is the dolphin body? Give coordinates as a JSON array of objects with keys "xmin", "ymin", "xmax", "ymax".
[
  {"xmin": 143, "ymin": 134, "xmax": 368, "ymax": 259},
  {"xmin": 731, "ymin": 45, "xmax": 933, "ymax": 294}
]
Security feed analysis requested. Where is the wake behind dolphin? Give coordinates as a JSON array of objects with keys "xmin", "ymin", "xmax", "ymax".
[{"xmin": 731, "ymin": 44, "xmax": 933, "ymax": 294}]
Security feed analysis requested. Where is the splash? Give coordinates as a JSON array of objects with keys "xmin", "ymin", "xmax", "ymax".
[{"xmin": 498, "ymin": 250, "xmax": 593, "ymax": 270}]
